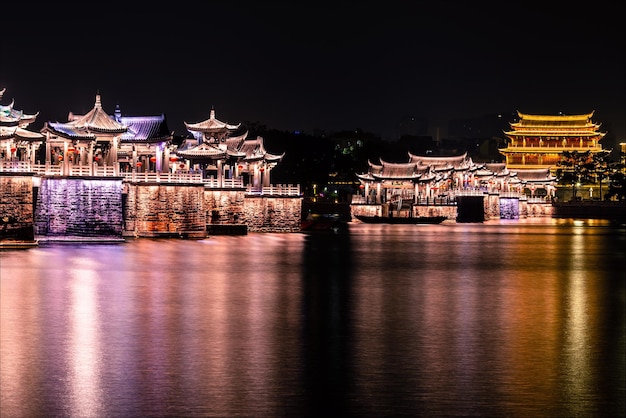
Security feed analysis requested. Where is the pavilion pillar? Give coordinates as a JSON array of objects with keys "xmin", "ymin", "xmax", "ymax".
[
  {"xmin": 112, "ymin": 136, "xmax": 119, "ymax": 175},
  {"xmin": 217, "ymin": 160, "xmax": 223, "ymax": 188},
  {"xmin": 45, "ymin": 133, "xmax": 51, "ymax": 169},
  {"xmin": 156, "ymin": 145, "xmax": 164, "ymax": 173},
  {"xmin": 88, "ymin": 143, "xmax": 94, "ymax": 176},
  {"xmin": 262, "ymin": 166, "xmax": 270, "ymax": 187}
]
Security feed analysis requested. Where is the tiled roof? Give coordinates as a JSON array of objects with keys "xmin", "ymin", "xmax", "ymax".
[
  {"xmin": 43, "ymin": 122, "xmax": 97, "ymax": 140},
  {"xmin": 359, "ymin": 152, "xmax": 493, "ymax": 183},
  {"xmin": 13, "ymin": 127, "xmax": 44, "ymax": 141},
  {"xmin": 119, "ymin": 115, "xmax": 171, "ymax": 142},
  {"xmin": 184, "ymin": 108, "xmax": 240, "ymax": 133},
  {"xmin": 238, "ymin": 136, "xmax": 284, "ymax": 162},
  {"xmin": 66, "ymin": 95, "xmax": 127, "ymax": 134},
  {"xmin": 506, "ymin": 111, "xmax": 604, "ymax": 134},
  {"xmin": 514, "ymin": 168, "xmax": 556, "ymax": 182},
  {"xmin": 0, "ymin": 100, "xmax": 39, "ymax": 127},
  {"xmin": 176, "ymin": 142, "xmax": 227, "ymax": 159}
]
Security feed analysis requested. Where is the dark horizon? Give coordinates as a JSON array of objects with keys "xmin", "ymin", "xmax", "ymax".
[{"xmin": 2, "ymin": 2, "xmax": 624, "ymax": 145}]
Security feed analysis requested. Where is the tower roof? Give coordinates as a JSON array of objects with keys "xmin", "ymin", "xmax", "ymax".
[
  {"xmin": 184, "ymin": 108, "xmax": 241, "ymax": 133},
  {"xmin": 66, "ymin": 94, "xmax": 127, "ymax": 133}
]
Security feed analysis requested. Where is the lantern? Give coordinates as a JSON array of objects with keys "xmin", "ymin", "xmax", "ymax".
[
  {"xmin": 58, "ymin": 155, "xmax": 63, "ymax": 161},
  {"xmin": 259, "ymin": 167, "xmax": 265, "ymax": 172},
  {"xmin": 68, "ymin": 147, "xmax": 75, "ymax": 153},
  {"xmin": 10, "ymin": 147, "xmax": 17, "ymax": 153},
  {"xmin": 169, "ymin": 156, "xmax": 178, "ymax": 162},
  {"xmin": 150, "ymin": 156, "xmax": 157, "ymax": 163},
  {"xmin": 359, "ymin": 184, "xmax": 365, "ymax": 189},
  {"xmin": 94, "ymin": 156, "xmax": 100, "ymax": 162},
  {"xmin": 238, "ymin": 164, "xmax": 243, "ymax": 170},
  {"xmin": 136, "ymin": 162, "xmax": 142, "ymax": 167},
  {"xmin": 179, "ymin": 163, "xmax": 185, "ymax": 169}
]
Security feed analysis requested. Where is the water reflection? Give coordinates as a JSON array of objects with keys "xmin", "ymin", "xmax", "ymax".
[{"xmin": 1, "ymin": 219, "xmax": 624, "ymax": 417}]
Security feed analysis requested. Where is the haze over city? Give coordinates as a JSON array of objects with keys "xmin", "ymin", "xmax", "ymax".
[{"xmin": 2, "ymin": 2, "xmax": 624, "ymax": 148}]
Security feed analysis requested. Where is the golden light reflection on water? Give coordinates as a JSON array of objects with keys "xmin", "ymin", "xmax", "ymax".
[
  {"xmin": 0, "ymin": 253, "xmax": 44, "ymax": 416},
  {"xmin": 68, "ymin": 268, "xmax": 103, "ymax": 417},
  {"xmin": 1, "ymin": 220, "xmax": 624, "ymax": 417}
]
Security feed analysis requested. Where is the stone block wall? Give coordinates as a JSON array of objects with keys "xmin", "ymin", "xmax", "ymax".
[
  {"xmin": 123, "ymin": 183, "xmax": 206, "ymax": 238},
  {"xmin": 204, "ymin": 189, "xmax": 247, "ymax": 224},
  {"xmin": 413, "ymin": 205, "xmax": 457, "ymax": 219},
  {"xmin": 0, "ymin": 173, "xmax": 35, "ymax": 241},
  {"xmin": 34, "ymin": 177, "xmax": 123, "ymax": 237},
  {"xmin": 244, "ymin": 196, "xmax": 302, "ymax": 232}
]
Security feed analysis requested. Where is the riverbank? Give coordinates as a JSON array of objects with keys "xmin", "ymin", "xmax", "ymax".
[{"xmin": 552, "ymin": 200, "xmax": 626, "ymax": 223}]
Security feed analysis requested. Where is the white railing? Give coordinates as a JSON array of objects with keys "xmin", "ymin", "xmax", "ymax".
[
  {"xmin": 0, "ymin": 161, "xmax": 34, "ymax": 172},
  {"xmin": 123, "ymin": 171, "xmax": 204, "ymax": 183},
  {"xmin": 1, "ymin": 161, "xmax": 301, "ymax": 196},
  {"xmin": 246, "ymin": 184, "xmax": 301, "ymax": 196},
  {"xmin": 203, "ymin": 177, "xmax": 245, "ymax": 188}
]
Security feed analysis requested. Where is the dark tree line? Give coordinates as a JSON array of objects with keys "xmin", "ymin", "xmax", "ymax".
[{"xmin": 555, "ymin": 150, "xmax": 625, "ymax": 201}]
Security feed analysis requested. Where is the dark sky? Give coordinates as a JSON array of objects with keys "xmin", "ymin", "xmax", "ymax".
[{"xmin": 2, "ymin": 2, "xmax": 624, "ymax": 147}]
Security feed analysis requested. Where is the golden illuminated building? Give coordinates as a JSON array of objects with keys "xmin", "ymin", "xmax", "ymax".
[{"xmin": 500, "ymin": 111, "xmax": 606, "ymax": 171}]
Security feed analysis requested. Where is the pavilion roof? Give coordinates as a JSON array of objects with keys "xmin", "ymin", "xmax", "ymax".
[
  {"xmin": 506, "ymin": 111, "xmax": 604, "ymax": 135},
  {"xmin": 12, "ymin": 126, "xmax": 45, "ymax": 141},
  {"xmin": 0, "ymin": 96, "xmax": 39, "ymax": 127},
  {"xmin": 483, "ymin": 163, "xmax": 517, "ymax": 178},
  {"xmin": 514, "ymin": 168, "xmax": 556, "ymax": 182},
  {"xmin": 0, "ymin": 90, "xmax": 41, "ymax": 141},
  {"xmin": 65, "ymin": 94, "xmax": 127, "ymax": 134},
  {"xmin": 409, "ymin": 151, "xmax": 482, "ymax": 171},
  {"xmin": 238, "ymin": 136, "xmax": 284, "ymax": 162},
  {"xmin": 516, "ymin": 110, "xmax": 595, "ymax": 122},
  {"xmin": 41, "ymin": 94, "xmax": 127, "ymax": 139},
  {"xmin": 42, "ymin": 121, "xmax": 97, "ymax": 140},
  {"xmin": 184, "ymin": 108, "xmax": 240, "ymax": 133},
  {"xmin": 119, "ymin": 114, "xmax": 172, "ymax": 143},
  {"xmin": 176, "ymin": 142, "xmax": 228, "ymax": 159}
]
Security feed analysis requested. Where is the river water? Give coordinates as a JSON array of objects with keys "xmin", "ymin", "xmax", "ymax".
[{"xmin": 1, "ymin": 218, "xmax": 624, "ymax": 417}]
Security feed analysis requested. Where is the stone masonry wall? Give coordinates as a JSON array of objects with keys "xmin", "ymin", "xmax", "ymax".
[
  {"xmin": 34, "ymin": 177, "xmax": 123, "ymax": 237},
  {"xmin": 0, "ymin": 173, "xmax": 35, "ymax": 241},
  {"xmin": 244, "ymin": 197, "xmax": 302, "ymax": 232},
  {"xmin": 204, "ymin": 189, "xmax": 247, "ymax": 224},
  {"xmin": 123, "ymin": 183, "xmax": 206, "ymax": 238}
]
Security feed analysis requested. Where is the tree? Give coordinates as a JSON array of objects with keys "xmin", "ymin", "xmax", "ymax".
[
  {"xmin": 606, "ymin": 161, "xmax": 626, "ymax": 201},
  {"xmin": 555, "ymin": 150, "xmax": 596, "ymax": 200}
]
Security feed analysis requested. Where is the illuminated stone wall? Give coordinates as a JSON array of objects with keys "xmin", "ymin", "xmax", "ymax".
[
  {"xmin": 34, "ymin": 177, "xmax": 123, "ymax": 237},
  {"xmin": 243, "ymin": 197, "xmax": 302, "ymax": 232},
  {"xmin": 0, "ymin": 173, "xmax": 35, "ymax": 241},
  {"xmin": 123, "ymin": 183, "xmax": 206, "ymax": 238},
  {"xmin": 204, "ymin": 189, "xmax": 247, "ymax": 224},
  {"xmin": 351, "ymin": 204, "xmax": 457, "ymax": 220}
]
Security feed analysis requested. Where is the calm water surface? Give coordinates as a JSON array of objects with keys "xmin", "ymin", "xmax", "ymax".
[{"xmin": 1, "ymin": 218, "xmax": 625, "ymax": 417}]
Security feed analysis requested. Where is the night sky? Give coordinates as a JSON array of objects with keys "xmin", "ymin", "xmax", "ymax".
[{"xmin": 2, "ymin": 2, "xmax": 624, "ymax": 149}]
